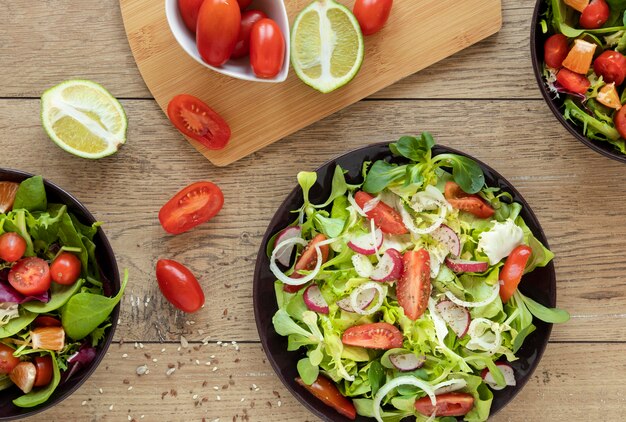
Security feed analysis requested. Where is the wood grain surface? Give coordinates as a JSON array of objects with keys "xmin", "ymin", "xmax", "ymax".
[{"xmin": 1, "ymin": 0, "xmax": 625, "ymax": 420}]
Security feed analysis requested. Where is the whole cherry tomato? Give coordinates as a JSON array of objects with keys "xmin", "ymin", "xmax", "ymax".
[
  {"xmin": 50, "ymin": 252, "xmax": 81, "ymax": 285},
  {"xmin": 178, "ymin": 0, "xmax": 204, "ymax": 33},
  {"xmin": 250, "ymin": 18, "xmax": 285, "ymax": 78},
  {"xmin": 353, "ymin": 0, "xmax": 393, "ymax": 36},
  {"xmin": 8, "ymin": 257, "xmax": 51, "ymax": 296},
  {"xmin": 0, "ymin": 232, "xmax": 27, "ymax": 262},
  {"xmin": 580, "ymin": 0, "xmax": 609, "ymax": 29},
  {"xmin": 231, "ymin": 10, "xmax": 267, "ymax": 59},
  {"xmin": 0, "ymin": 344, "xmax": 19, "ymax": 374},
  {"xmin": 593, "ymin": 50, "xmax": 626, "ymax": 86},
  {"xmin": 544, "ymin": 34, "xmax": 569, "ymax": 69},
  {"xmin": 156, "ymin": 259, "xmax": 205, "ymax": 313},
  {"xmin": 196, "ymin": 0, "xmax": 241, "ymax": 67}
]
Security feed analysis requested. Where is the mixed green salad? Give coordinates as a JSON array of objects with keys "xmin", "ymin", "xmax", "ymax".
[
  {"xmin": 268, "ymin": 135, "xmax": 569, "ymax": 421},
  {"xmin": 0, "ymin": 176, "xmax": 127, "ymax": 407}
]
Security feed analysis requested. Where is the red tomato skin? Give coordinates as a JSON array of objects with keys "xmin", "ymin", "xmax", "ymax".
[
  {"xmin": 544, "ymin": 34, "xmax": 570, "ymax": 69},
  {"xmin": 556, "ymin": 68, "xmax": 591, "ymax": 94},
  {"xmin": 397, "ymin": 249, "xmax": 431, "ymax": 320},
  {"xmin": 296, "ymin": 376, "xmax": 357, "ymax": 420},
  {"xmin": 580, "ymin": 0, "xmax": 610, "ymax": 29},
  {"xmin": 178, "ymin": 0, "xmax": 204, "ymax": 33},
  {"xmin": 354, "ymin": 191, "xmax": 408, "ymax": 234},
  {"xmin": 341, "ymin": 322, "xmax": 403, "ymax": 350},
  {"xmin": 593, "ymin": 50, "xmax": 626, "ymax": 86},
  {"xmin": 614, "ymin": 106, "xmax": 626, "ymax": 138},
  {"xmin": 353, "ymin": 0, "xmax": 393, "ymax": 35},
  {"xmin": 33, "ymin": 355, "xmax": 53, "ymax": 387},
  {"xmin": 167, "ymin": 94, "xmax": 231, "ymax": 150},
  {"xmin": 50, "ymin": 252, "xmax": 81, "ymax": 285},
  {"xmin": 236, "ymin": 0, "xmax": 252, "ymax": 9},
  {"xmin": 8, "ymin": 257, "xmax": 51, "ymax": 296},
  {"xmin": 159, "ymin": 181, "xmax": 224, "ymax": 235},
  {"xmin": 499, "ymin": 245, "xmax": 533, "ymax": 303},
  {"xmin": 444, "ymin": 182, "xmax": 495, "ymax": 219},
  {"xmin": 250, "ymin": 18, "xmax": 285, "ymax": 78},
  {"xmin": 0, "ymin": 232, "xmax": 27, "ymax": 262},
  {"xmin": 231, "ymin": 10, "xmax": 267, "ymax": 59},
  {"xmin": 284, "ymin": 234, "xmax": 330, "ymax": 293},
  {"xmin": 196, "ymin": 0, "xmax": 241, "ymax": 67},
  {"xmin": 415, "ymin": 392, "xmax": 475, "ymax": 417},
  {"xmin": 33, "ymin": 316, "xmax": 62, "ymax": 328},
  {"xmin": 156, "ymin": 259, "xmax": 205, "ymax": 313},
  {"xmin": 0, "ymin": 344, "xmax": 19, "ymax": 374}
]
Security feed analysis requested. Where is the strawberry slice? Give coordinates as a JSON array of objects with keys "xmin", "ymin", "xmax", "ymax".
[
  {"xmin": 397, "ymin": 249, "xmax": 431, "ymax": 320},
  {"xmin": 31, "ymin": 326, "xmax": 65, "ymax": 351},
  {"xmin": 0, "ymin": 182, "xmax": 19, "ymax": 213},
  {"xmin": 10, "ymin": 362, "xmax": 37, "ymax": 394}
]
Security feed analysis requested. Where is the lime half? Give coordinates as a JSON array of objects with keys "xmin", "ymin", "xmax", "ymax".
[
  {"xmin": 41, "ymin": 80, "xmax": 127, "ymax": 159},
  {"xmin": 291, "ymin": 0, "xmax": 364, "ymax": 94}
]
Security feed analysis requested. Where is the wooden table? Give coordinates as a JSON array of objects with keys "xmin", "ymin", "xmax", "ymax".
[{"xmin": 1, "ymin": 0, "xmax": 624, "ymax": 420}]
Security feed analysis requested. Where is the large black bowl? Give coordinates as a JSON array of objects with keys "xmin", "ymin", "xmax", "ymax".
[
  {"xmin": 0, "ymin": 169, "xmax": 120, "ymax": 421},
  {"xmin": 253, "ymin": 143, "xmax": 557, "ymax": 421},
  {"xmin": 531, "ymin": 0, "xmax": 626, "ymax": 164}
]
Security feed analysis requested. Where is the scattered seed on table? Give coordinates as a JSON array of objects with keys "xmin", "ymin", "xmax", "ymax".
[
  {"xmin": 212, "ymin": 367, "xmax": 218, "ymax": 372},
  {"xmin": 195, "ymin": 359, "xmax": 200, "ymax": 365},
  {"xmin": 166, "ymin": 367, "xmax": 176, "ymax": 376},
  {"xmin": 81, "ymin": 401, "xmax": 87, "ymax": 406},
  {"xmin": 277, "ymin": 401, "xmax": 282, "ymax": 407},
  {"xmin": 122, "ymin": 353, "xmax": 128, "ymax": 358},
  {"xmin": 180, "ymin": 336, "xmax": 189, "ymax": 348},
  {"xmin": 109, "ymin": 405, "xmax": 114, "ymax": 411},
  {"xmin": 139, "ymin": 343, "xmax": 144, "ymax": 349},
  {"xmin": 240, "ymin": 398, "xmax": 245, "ymax": 402},
  {"xmin": 193, "ymin": 394, "xmax": 199, "ymax": 400},
  {"xmin": 136, "ymin": 365, "xmax": 148, "ymax": 375},
  {"xmin": 216, "ymin": 395, "xmax": 221, "ymax": 401},
  {"xmin": 128, "ymin": 386, "xmax": 133, "ymax": 391},
  {"xmin": 161, "ymin": 348, "xmax": 166, "ymax": 353}
]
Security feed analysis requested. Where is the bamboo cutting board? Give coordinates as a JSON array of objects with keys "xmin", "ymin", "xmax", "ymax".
[{"xmin": 120, "ymin": 0, "xmax": 502, "ymax": 166}]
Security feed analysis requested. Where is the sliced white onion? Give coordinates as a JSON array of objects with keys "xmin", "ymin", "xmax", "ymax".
[
  {"xmin": 433, "ymin": 378, "xmax": 467, "ymax": 394},
  {"xmin": 373, "ymin": 376, "xmax": 437, "ymax": 422},
  {"xmin": 350, "ymin": 282, "xmax": 385, "ymax": 316},
  {"xmin": 466, "ymin": 318, "xmax": 502, "ymax": 354},
  {"xmin": 428, "ymin": 298, "xmax": 449, "ymax": 345},
  {"xmin": 363, "ymin": 196, "xmax": 381, "ymax": 213},
  {"xmin": 444, "ymin": 282, "xmax": 500, "ymax": 308},
  {"xmin": 398, "ymin": 200, "xmax": 447, "ymax": 235},
  {"xmin": 371, "ymin": 219, "xmax": 381, "ymax": 257},
  {"xmin": 348, "ymin": 192, "xmax": 368, "ymax": 217},
  {"xmin": 269, "ymin": 237, "xmax": 336, "ymax": 286},
  {"xmin": 351, "ymin": 254, "xmax": 374, "ymax": 278}
]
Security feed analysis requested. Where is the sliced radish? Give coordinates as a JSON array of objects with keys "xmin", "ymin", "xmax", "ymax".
[
  {"xmin": 350, "ymin": 282, "xmax": 385, "ymax": 315},
  {"xmin": 431, "ymin": 225, "xmax": 460, "ymax": 257},
  {"xmin": 481, "ymin": 362, "xmax": 516, "ymax": 390},
  {"xmin": 389, "ymin": 353, "xmax": 425, "ymax": 371},
  {"xmin": 337, "ymin": 287, "xmax": 376, "ymax": 313},
  {"xmin": 445, "ymin": 257, "xmax": 489, "ymax": 273},
  {"xmin": 303, "ymin": 285, "xmax": 329, "ymax": 314},
  {"xmin": 352, "ymin": 254, "xmax": 374, "ymax": 278},
  {"xmin": 370, "ymin": 248, "xmax": 403, "ymax": 282},
  {"xmin": 347, "ymin": 228, "xmax": 384, "ymax": 255},
  {"xmin": 274, "ymin": 226, "xmax": 302, "ymax": 266},
  {"xmin": 435, "ymin": 300, "xmax": 471, "ymax": 338}
]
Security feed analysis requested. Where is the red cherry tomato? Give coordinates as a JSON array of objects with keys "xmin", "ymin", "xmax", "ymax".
[
  {"xmin": 353, "ymin": 0, "xmax": 393, "ymax": 36},
  {"xmin": 0, "ymin": 344, "xmax": 20, "ymax": 374},
  {"xmin": 236, "ymin": 0, "xmax": 252, "ymax": 9},
  {"xmin": 296, "ymin": 375, "xmax": 356, "ymax": 420},
  {"xmin": 33, "ymin": 355, "xmax": 53, "ymax": 387},
  {"xmin": 156, "ymin": 259, "xmax": 205, "ymax": 313},
  {"xmin": 50, "ymin": 252, "xmax": 81, "ymax": 285},
  {"xmin": 167, "ymin": 94, "xmax": 231, "ymax": 150},
  {"xmin": 178, "ymin": 0, "xmax": 204, "ymax": 33},
  {"xmin": 284, "ymin": 234, "xmax": 330, "ymax": 293},
  {"xmin": 196, "ymin": 0, "xmax": 241, "ymax": 67},
  {"xmin": 8, "ymin": 257, "xmax": 51, "ymax": 296},
  {"xmin": 354, "ymin": 191, "xmax": 408, "ymax": 234},
  {"xmin": 580, "ymin": 0, "xmax": 609, "ymax": 29},
  {"xmin": 415, "ymin": 393, "xmax": 475, "ymax": 417},
  {"xmin": 33, "ymin": 316, "xmax": 62, "ymax": 328},
  {"xmin": 0, "ymin": 232, "xmax": 27, "ymax": 262},
  {"xmin": 397, "ymin": 249, "xmax": 431, "ymax": 320},
  {"xmin": 614, "ymin": 105, "xmax": 626, "ymax": 138},
  {"xmin": 544, "ymin": 34, "xmax": 570, "ymax": 69},
  {"xmin": 231, "ymin": 10, "xmax": 267, "ymax": 59},
  {"xmin": 556, "ymin": 68, "xmax": 591, "ymax": 94},
  {"xmin": 499, "ymin": 245, "xmax": 533, "ymax": 303},
  {"xmin": 250, "ymin": 18, "xmax": 285, "ymax": 78},
  {"xmin": 159, "ymin": 181, "xmax": 224, "ymax": 235},
  {"xmin": 593, "ymin": 50, "xmax": 626, "ymax": 86},
  {"xmin": 444, "ymin": 182, "xmax": 495, "ymax": 219},
  {"xmin": 341, "ymin": 322, "xmax": 403, "ymax": 350}
]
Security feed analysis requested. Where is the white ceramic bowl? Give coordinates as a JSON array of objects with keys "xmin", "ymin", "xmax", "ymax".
[{"xmin": 165, "ymin": 0, "xmax": 290, "ymax": 83}]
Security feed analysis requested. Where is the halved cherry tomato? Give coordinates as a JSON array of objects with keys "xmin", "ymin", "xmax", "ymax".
[
  {"xmin": 250, "ymin": 18, "xmax": 285, "ymax": 78},
  {"xmin": 31, "ymin": 326, "xmax": 65, "ymax": 351},
  {"xmin": 0, "ymin": 182, "xmax": 19, "ymax": 213},
  {"xmin": 341, "ymin": 322, "xmax": 403, "ymax": 349},
  {"xmin": 296, "ymin": 375, "xmax": 356, "ymax": 420},
  {"xmin": 231, "ymin": 10, "xmax": 267, "ymax": 59},
  {"xmin": 415, "ymin": 392, "xmax": 475, "ymax": 417},
  {"xmin": 544, "ymin": 34, "xmax": 570, "ymax": 69},
  {"xmin": 8, "ymin": 257, "xmax": 51, "ymax": 296},
  {"xmin": 397, "ymin": 249, "xmax": 431, "ymax": 320},
  {"xmin": 353, "ymin": 0, "xmax": 393, "ymax": 36},
  {"xmin": 284, "ymin": 234, "xmax": 330, "ymax": 293},
  {"xmin": 156, "ymin": 259, "xmax": 205, "ymax": 313},
  {"xmin": 580, "ymin": 0, "xmax": 609, "ymax": 29},
  {"xmin": 33, "ymin": 355, "xmax": 53, "ymax": 387},
  {"xmin": 159, "ymin": 181, "xmax": 224, "ymax": 235},
  {"xmin": 236, "ymin": 0, "xmax": 252, "ymax": 9},
  {"xmin": 10, "ymin": 362, "xmax": 36, "ymax": 394},
  {"xmin": 50, "ymin": 252, "xmax": 81, "ymax": 285},
  {"xmin": 444, "ymin": 181, "xmax": 495, "ymax": 219},
  {"xmin": 593, "ymin": 50, "xmax": 626, "ymax": 86},
  {"xmin": 0, "ymin": 344, "xmax": 20, "ymax": 374},
  {"xmin": 499, "ymin": 245, "xmax": 532, "ymax": 303},
  {"xmin": 614, "ymin": 104, "xmax": 626, "ymax": 138},
  {"xmin": 167, "ymin": 94, "xmax": 231, "ymax": 150},
  {"xmin": 354, "ymin": 191, "xmax": 408, "ymax": 234},
  {"xmin": 178, "ymin": 0, "xmax": 204, "ymax": 33},
  {"xmin": 556, "ymin": 68, "xmax": 591, "ymax": 94},
  {"xmin": 0, "ymin": 232, "xmax": 27, "ymax": 262},
  {"xmin": 196, "ymin": 0, "xmax": 241, "ymax": 67},
  {"xmin": 33, "ymin": 316, "xmax": 62, "ymax": 328}
]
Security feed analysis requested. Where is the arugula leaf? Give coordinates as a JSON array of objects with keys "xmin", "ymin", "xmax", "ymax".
[
  {"xmin": 433, "ymin": 154, "xmax": 485, "ymax": 194},
  {"xmin": 362, "ymin": 161, "xmax": 407, "ymax": 193},
  {"xmin": 297, "ymin": 357, "xmax": 319, "ymax": 385},
  {"xmin": 13, "ymin": 176, "xmax": 47, "ymax": 212},
  {"xmin": 13, "ymin": 352, "xmax": 60, "ymax": 408},
  {"xmin": 564, "ymin": 99, "xmax": 621, "ymax": 141}
]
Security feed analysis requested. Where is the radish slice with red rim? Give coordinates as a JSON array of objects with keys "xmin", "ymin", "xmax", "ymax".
[
  {"xmin": 435, "ymin": 300, "xmax": 471, "ymax": 338},
  {"xmin": 349, "ymin": 282, "xmax": 384, "ymax": 315},
  {"xmin": 347, "ymin": 227, "xmax": 384, "ymax": 255},
  {"xmin": 389, "ymin": 353, "xmax": 426, "ymax": 371},
  {"xmin": 445, "ymin": 257, "xmax": 489, "ymax": 273},
  {"xmin": 431, "ymin": 224, "xmax": 460, "ymax": 257},
  {"xmin": 482, "ymin": 362, "xmax": 516, "ymax": 390},
  {"xmin": 303, "ymin": 284, "xmax": 329, "ymax": 314},
  {"xmin": 274, "ymin": 226, "xmax": 302, "ymax": 267},
  {"xmin": 270, "ymin": 237, "xmax": 336, "ymax": 286},
  {"xmin": 370, "ymin": 248, "xmax": 403, "ymax": 282},
  {"xmin": 337, "ymin": 286, "xmax": 377, "ymax": 313}
]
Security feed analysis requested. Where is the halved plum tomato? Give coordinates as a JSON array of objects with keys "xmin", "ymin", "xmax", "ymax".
[
  {"xmin": 0, "ymin": 343, "xmax": 20, "ymax": 374},
  {"xmin": 178, "ymin": 0, "xmax": 204, "ymax": 33},
  {"xmin": 50, "ymin": 252, "xmax": 81, "ymax": 285},
  {"xmin": 231, "ymin": 10, "xmax": 267, "ymax": 59},
  {"xmin": 580, "ymin": 0, "xmax": 609, "ymax": 29},
  {"xmin": 0, "ymin": 182, "xmax": 19, "ymax": 213},
  {"xmin": 614, "ymin": 104, "xmax": 626, "ymax": 138},
  {"xmin": 544, "ymin": 34, "xmax": 569, "ymax": 69},
  {"xmin": 354, "ymin": 191, "xmax": 408, "ymax": 234},
  {"xmin": 284, "ymin": 233, "xmax": 330, "ymax": 293},
  {"xmin": 341, "ymin": 322, "xmax": 403, "ymax": 349},
  {"xmin": 156, "ymin": 259, "xmax": 205, "ymax": 313},
  {"xmin": 33, "ymin": 315, "xmax": 62, "ymax": 328},
  {"xmin": 593, "ymin": 50, "xmax": 626, "ymax": 86},
  {"xmin": 415, "ymin": 392, "xmax": 475, "ymax": 417},
  {"xmin": 167, "ymin": 94, "xmax": 231, "ymax": 150},
  {"xmin": 8, "ymin": 257, "xmax": 51, "ymax": 296},
  {"xmin": 444, "ymin": 181, "xmax": 495, "ymax": 219},
  {"xmin": 499, "ymin": 245, "xmax": 532, "ymax": 303},
  {"xmin": 296, "ymin": 375, "xmax": 356, "ymax": 420},
  {"xmin": 0, "ymin": 232, "xmax": 27, "ymax": 262},
  {"xmin": 397, "ymin": 249, "xmax": 431, "ymax": 321},
  {"xmin": 33, "ymin": 355, "xmax": 53, "ymax": 387},
  {"xmin": 159, "ymin": 181, "xmax": 224, "ymax": 235}
]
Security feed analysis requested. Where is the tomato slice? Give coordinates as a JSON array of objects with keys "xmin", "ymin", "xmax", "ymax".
[
  {"xmin": 33, "ymin": 316, "xmax": 62, "ymax": 328},
  {"xmin": 8, "ymin": 257, "xmax": 51, "ymax": 296},
  {"xmin": 354, "ymin": 191, "xmax": 408, "ymax": 234},
  {"xmin": 0, "ymin": 182, "xmax": 19, "ymax": 213},
  {"xmin": 31, "ymin": 326, "xmax": 65, "ymax": 351},
  {"xmin": 0, "ymin": 343, "xmax": 20, "ymax": 374},
  {"xmin": 499, "ymin": 245, "xmax": 533, "ymax": 303},
  {"xmin": 397, "ymin": 249, "xmax": 430, "ymax": 321},
  {"xmin": 50, "ymin": 252, "xmax": 81, "ymax": 285},
  {"xmin": 156, "ymin": 259, "xmax": 205, "ymax": 313},
  {"xmin": 444, "ymin": 181, "xmax": 495, "ymax": 219},
  {"xmin": 296, "ymin": 375, "xmax": 356, "ymax": 420},
  {"xmin": 159, "ymin": 181, "xmax": 224, "ymax": 235},
  {"xmin": 284, "ymin": 234, "xmax": 330, "ymax": 293},
  {"xmin": 415, "ymin": 392, "xmax": 475, "ymax": 417},
  {"xmin": 33, "ymin": 355, "xmax": 53, "ymax": 387},
  {"xmin": 167, "ymin": 94, "xmax": 231, "ymax": 150},
  {"xmin": 341, "ymin": 322, "xmax": 403, "ymax": 349},
  {"xmin": 0, "ymin": 232, "xmax": 27, "ymax": 262}
]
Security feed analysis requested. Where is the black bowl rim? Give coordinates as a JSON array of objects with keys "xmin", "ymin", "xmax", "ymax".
[
  {"xmin": 253, "ymin": 142, "xmax": 556, "ymax": 421},
  {"xmin": 0, "ymin": 168, "xmax": 120, "ymax": 421},
  {"xmin": 530, "ymin": 0, "xmax": 626, "ymax": 164}
]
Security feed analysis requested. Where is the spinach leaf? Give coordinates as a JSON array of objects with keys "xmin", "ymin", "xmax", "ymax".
[
  {"xmin": 0, "ymin": 310, "xmax": 36, "ymax": 337},
  {"xmin": 433, "ymin": 154, "xmax": 485, "ymax": 194},
  {"xmin": 314, "ymin": 166, "xmax": 347, "ymax": 208},
  {"xmin": 362, "ymin": 161, "xmax": 406, "ymax": 193},
  {"xmin": 518, "ymin": 292, "xmax": 570, "ymax": 324},
  {"xmin": 22, "ymin": 279, "xmax": 84, "ymax": 313},
  {"xmin": 391, "ymin": 133, "xmax": 434, "ymax": 162},
  {"xmin": 13, "ymin": 352, "xmax": 60, "ymax": 408},
  {"xmin": 13, "ymin": 176, "xmax": 47, "ymax": 212},
  {"xmin": 57, "ymin": 213, "xmax": 89, "ymax": 277},
  {"xmin": 296, "ymin": 357, "xmax": 319, "ymax": 385}
]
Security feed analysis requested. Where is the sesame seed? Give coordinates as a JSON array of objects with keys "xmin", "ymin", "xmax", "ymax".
[
  {"xmin": 192, "ymin": 394, "xmax": 198, "ymax": 400},
  {"xmin": 216, "ymin": 341, "xmax": 222, "ymax": 345},
  {"xmin": 240, "ymin": 398, "xmax": 245, "ymax": 402},
  {"xmin": 81, "ymin": 400, "xmax": 87, "ymax": 406},
  {"xmin": 212, "ymin": 367, "xmax": 218, "ymax": 372},
  {"xmin": 210, "ymin": 355, "xmax": 216, "ymax": 359},
  {"xmin": 277, "ymin": 400, "xmax": 282, "ymax": 407},
  {"xmin": 146, "ymin": 297, "xmax": 151, "ymax": 303},
  {"xmin": 195, "ymin": 359, "xmax": 200, "ymax": 365},
  {"xmin": 161, "ymin": 348, "xmax": 166, "ymax": 353},
  {"xmin": 166, "ymin": 367, "xmax": 176, "ymax": 376},
  {"xmin": 99, "ymin": 388, "xmax": 103, "ymax": 394},
  {"xmin": 152, "ymin": 358, "xmax": 158, "ymax": 363},
  {"xmin": 231, "ymin": 341, "xmax": 237, "ymax": 345},
  {"xmin": 136, "ymin": 365, "xmax": 148, "ymax": 375},
  {"xmin": 213, "ymin": 386, "xmax": 219, "ymax": 390},
  {"xmin": 128, "ymin": 415, "xmax": 132, "ymax": 421},
  {"xmin": 117, "ymin": 318, "xmax": 121, "ymax": 324},
  {"xmin": 205, "ymin": 361, "xmax": 211, "ymax": 366},
  {"xmin": 252, "ymin": 384, "xmax": 257, "ymax": 389},
  {"xmin": 109, "ymin": 405, "xmax": 114, "ymax": 411},
  {"xmin": 216, "ymin": 395, "xmax": 221, "ymax": 401},
  {"xmin": 180, "ymin": 336, "xmax": 189, "ymax": 348},
  {"xmin": 122, "ymin": 354, "xmax": 128, "ymax": 358},
  {"xmin": 134, "ymin": 342, "xmax": 139, "ymax": 349},
  {"xmin": 177, "ymin": 346, "xmax": 181, "ymax": 352},
  {"xmin": 139, "ymin": 343, "xmax": 144, "ymax": 349},
  {"xmin": 141, "ymin": 416, "xmax": 145, "ymax": 419}
]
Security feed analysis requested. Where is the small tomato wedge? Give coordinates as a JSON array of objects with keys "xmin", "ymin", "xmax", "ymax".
[
  {"xmin": 341, "ymin": 322, "xmax": 403, "ymax": 349},
  {"xmin": 353, "ymin": 0, "xmax": 393, "ymax": 36},
  {"xmin": 614, "ymin": 104, "xmax": 626, "ymax": 138},
  {"xmin": 580, "ymin": 0, "xmax": 609, "ymax": 29},
  {"xmin": 544, "ymin": 34, "xmax": 569, "ymax": 69},
  {"xmin": 0, "ymin": 344, "xmax": 20, "ymax": 374},
  {"xmin": 397, "ymin": 249, "xmax": 431, "ymax": 320},
  {"xmin": 159, "ymin": 181, "xmax": 224, "ymax": 235},
  {"xmin": 556, "ymin": 68, "xmax": 591, "ymax": 94},
  {"xmin": 296, "ymin": 375, "xmax": 357, "ymax": 420},
  {"xmin": 196, "ymin": 0, "xmax": 241, "ymax": 67},
  {"xmin": 156, "ymin": 259, "xmax": 205, "ymax": 313},
  {"xmin": 10, "ymin": 362, "xmax": 37, "ymax": 394},
  {"xmin": 499, "ymin": 245, "xmax": 532, "ymax": 303},
  {"xmin": 31, "ymin": 326, "xmax": 65, "ymax": 351},
  {"xmin": 444, "ymin": 181, "xmax": 495, "ymax": 219},
  {"xmin": 167, "ymin": 94, "xmax": 231, "ymax": 150},
  {"xmin": 354, "ymin": 191, "xmax": 408, "ymax": 234},
  {"xmin": 33, "ymin": 316, "xmax": 62, "ymax": 328},
  {"xmin": 8, "ymin": 257, "xmax": 51, "ymax": 296},
  {"xmin": 250, "ymin": 18, "xmax": 285, "ymax": 78},
  {"xmin": 0, "ymin": 232, "xmax": 27, "ymax": 262},
  {"xmin": 33, "ymin": 355, "xmax": 53, "ymax": 387},
  {"xmin": 415, "ymin": 392, "xmax": 475, "ymax": 417},
  {"xmin": 231, "ymin": 10, "xmax": 267, "ymax": 59},
  {"xmin": 0, "ymin": 182, "xmax": 19, "ymax": 213},
  {"xmin": 50, "ymin": 252, "xmax": 81, "ymax": 285},
  {"xmin": 593, "ymin": 50, "xmax": 626, "ymax": 86},
  {"xmin": 178, "ymin": 0, "xmax": 204, "ymax": 33},
  {"xmin": 284, "ymin": 234, "xmax": 330, "ymax": 293}
]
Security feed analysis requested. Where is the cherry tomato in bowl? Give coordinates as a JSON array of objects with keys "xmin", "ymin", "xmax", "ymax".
[
  {"xmin": 50, "ymin": 252, "xmax": 81, "ymax": 285},
  {"xmin": 0, "ymin": 232, "xmax": 27, "ymax": 262},
  {"xmin": 167, "ymin": 94, "xmax": 231, "ymax": 150},
  {"xmin": 196, "ymin": 0, "xmax": 241, "ymax": 67},
  {"xmin": 580, "ymin": 0, "xmax": 609, "ymax": 29},
  {"xmin": 250, "ymin": 18, "xmax": 286, "ymax": 78},
  {"xmin": 156, "ymin": 259, "xmax": 205, "ymax": 313},
  {"xmin": 236, "ymin": 0, "xmax": 252, "ymax": 9},
  {"xmin": 33, "ymin": 355, "xmax": 53, "ymax": 387},
  {"xmin": 8, "ymin": 257, "xmax": 51, "ymax": 296},
  {"xmin": 231, "ymin": 10, "xmax": 267, "ymax": 59},
  {"xmin": 0, "ymin": 344, "xmax": 20, "ymax": 375},
  {"xmin": 159, "ymin": 181, "xmax": 224, "ymax": 235},
  {"xmin": 353, "ymin": 0, "xmax": 393, "ymax": 36},
  {"xmin": 543, "ymin": 34, "xmax": 569, "ymax": 69},
  {"xmin": 556, "ymin": 68, "xmax": 591, "ymax": 95},
  {"xmin": 593, "ymin": 50, "xmax": 626, "ymax": 86},
  {"xmin": 178, "ymin": 0, "xmax": 204, "ymax": 33}
]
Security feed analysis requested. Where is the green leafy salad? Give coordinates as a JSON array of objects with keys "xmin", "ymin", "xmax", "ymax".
[
  {"xmin": 268, "ymin": 135, "xmax": 569, "ymax": 421},
  {"xmin": 0, "ymin": 176, "xmax": 127, "ymax": 407}
]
